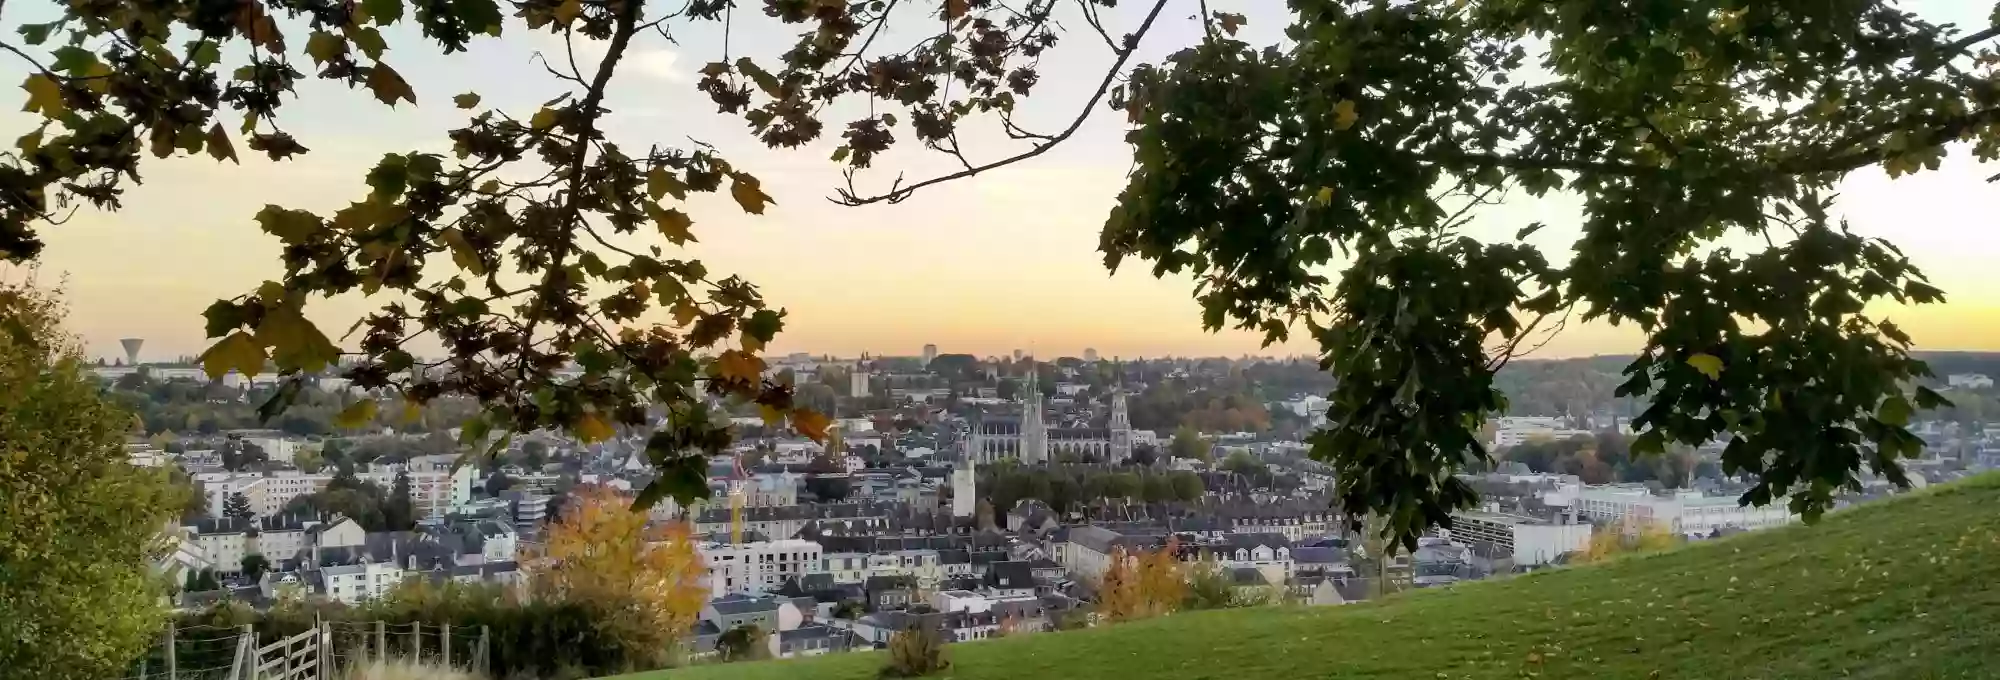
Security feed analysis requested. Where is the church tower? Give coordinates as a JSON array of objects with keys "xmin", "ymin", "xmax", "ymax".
[
  {"xmin": 1020, "ymin": 366, "xmax": 1048, "ymax": 465},
  {"xmin": 1109, "ymin": 388, "xmax": 1133, "ymax": 462},
  {"xmin": 952, "ymin": 456, "xmax": 977, "ymax": 518}
]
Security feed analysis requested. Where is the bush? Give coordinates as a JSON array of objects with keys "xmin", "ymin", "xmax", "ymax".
[
  {"xmin": 715, "ymin": 624, "xmax": 769, "ymax": 662},
  {"xmin": 880, "ymin": 624, "xmax": 951, "ymax": 678}
]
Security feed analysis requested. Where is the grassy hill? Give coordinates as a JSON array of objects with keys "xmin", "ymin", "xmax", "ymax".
[{"xmin": 622, "ymin": 475, "xmax": 2000, "ymax": 680}]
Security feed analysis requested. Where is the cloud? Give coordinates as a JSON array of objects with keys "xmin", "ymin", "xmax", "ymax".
[{"xmin": 536, "ymin": 33, "xmax": 687, "ymax": 83}]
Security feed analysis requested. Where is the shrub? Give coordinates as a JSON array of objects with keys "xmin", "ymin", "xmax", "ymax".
[{"xmin": 881, "ymin": 624, "xmax": 951, "ymax": 678}]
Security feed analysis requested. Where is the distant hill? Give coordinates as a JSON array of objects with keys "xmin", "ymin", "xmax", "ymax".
[
  {"xmin": 621, "ymin": 473, "xmax": 2000, "ymax": 680},
  {"xmin": 1491, "ymin": 351, "xmax": 2000, "ymax": 417}
]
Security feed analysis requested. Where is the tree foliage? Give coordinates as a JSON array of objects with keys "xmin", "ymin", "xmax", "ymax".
[
  {"xmin": 5, "ymin": 0, "xmax": 1990, "ymax": 548},
  {"xmin": 880, "ymin": 624, "xmax": 951, "ymax": 678},
  {"xmin": 525, "ymin": 485, "xmax": 707, "ymax": 668},
  {"xmin": 1096, "ymin": 539, "xmax": 1183, "ymax": 623},
  {"xmin": 1096, "ymin": 0, "xmax": 1995, "ymax": 550},
  {"xmin": 0, "ymin": 280, "xmax": 182, "ymax": 680}
]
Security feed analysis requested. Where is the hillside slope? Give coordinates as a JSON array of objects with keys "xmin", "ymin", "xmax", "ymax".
[{"xmin": 627, "ymin": 475, "xmax": 2000, "ymax": 680}]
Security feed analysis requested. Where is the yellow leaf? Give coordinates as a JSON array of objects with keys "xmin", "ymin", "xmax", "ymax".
[
  {"xmin": 21, "ymin": 74, "xmax": 65, "ymax": 119},
  {"xmin": 334, "ymin": 399, "xmax": 378, "ymax": 429},
  {"xmin": 401, "ymin": 400, "xmax": 423, "ymax": 423},
  {"xmin": 530, "ymin": 107, "xmax": 561, "ymax": 130},
  {"xmin": 1334, "ymin": 100, "xmax": 1359, "ymax": 131},
  {"xmin": 1315, "ymin": 186, "xmax": 1334, "ymax": 204},
  {"xmin": 575, "ymin": 412, "xmax": 615, "ymax": 443},
  {"xmin": 647, "ymin": 203, "xmax": 696, "ymax": 244},
  {"xmin": 671, "ymin": 301, "xmax": 700, "ymax": 327},
  {"xmin": 758, "ymin": 404, "xmax": 785, "ymax": 427},
  {"xmin": 256, "ymin": 301, "xmax": 341, "ymax": 374},
  {"xmin": 553, "ymin": 0, "xmax": 583, "ymax": 25},
  {"xmin": 791, "ymin": 408, "xmax": 832, "ymax": 443},
  {"xmin": 728, "ymin": 173, "xmax": 773, "ymax": 215},
  {"xmin": 711, "ymin": 349, "xmax": 766, "ymax": 384},
  {"xmin": 646, "ymin": 167, "xmax": 688, "ymax": 200},
  {"xmin": 1686, "ymin": 353, "xmax": 1723, "ymax": 380},
  {"xmin": 366, "ymin": 63, "xmax": 416, "ymax": 107},
  {"xmin": 17, "ymin": 129, "xmax": 43, "ymax": 155},
  {"xmin": 453, "ymin": 92, "xmax": 481, "ymax": 109},
  {"xmin": 205, "ymin": 122, "xmax": 238, "ymax": 164},
  {"xmin": 439, "ymin": 227, "xmax": 485, "ymax": 275},
  {"xmin": 198, "ymin": 331, "xmax": 267, "ymax": 380},
  {"xmin": 741, "ymin": 329, "xmax": 765, "ymax": 352}
]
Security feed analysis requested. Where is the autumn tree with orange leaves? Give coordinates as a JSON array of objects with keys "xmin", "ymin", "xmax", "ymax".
[
  {"xmin": 1096, "ymin": 537, "xmax": 1185, "ymax": 623},
  {"xmin": 524, "ymin": 486, "xmax": 708, "ymax": 668}
]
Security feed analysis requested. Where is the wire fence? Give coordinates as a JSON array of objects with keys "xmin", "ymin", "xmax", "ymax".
[{"xmin": 118, "ymin": 619, "xmax": 489, "ymax": 680}]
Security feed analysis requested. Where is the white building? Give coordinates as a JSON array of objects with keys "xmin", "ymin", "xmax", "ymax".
[
  {"xmin": 699, "ymin": 539, "xmax": 825, "ymax": 598},
  {"xmin": 1443, "ymin": 510, "xmax": 1593, "ymax": 566},
  {"xmin": 1947, "ymin": 373, "xmax": 1995, "ymax": 389},
  {"xmin": 1490, "ymin": 416, "xmax": 1596, "ymax": 449},
  {"xmin": 322, "ymin": 561, "xmax": 407, "ymax": 604},
  {"xmin": 1550, "ymin": 484, "xmax": 1798, "ymax": 535}
]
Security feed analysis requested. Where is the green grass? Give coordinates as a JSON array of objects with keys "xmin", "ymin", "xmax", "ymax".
[{"xmin": 620, "ymin": 474, "xmax": 2000, "ymax": 680}]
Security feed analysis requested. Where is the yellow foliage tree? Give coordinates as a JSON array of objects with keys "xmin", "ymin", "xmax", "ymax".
[
  {"xmin": 1136, "ymin": 536, "xmax": 1187, "ymax": 618},
  {"xmin": 524, "ymin": 486, "xmax": 708, "ymax": 666},
  {"xmin": 1575, "ymin": 516, "xmax": 1681, "ymax": 564},
  {"xmin": 1096, "ymin": 546, "xmax": 1146, "ymax": 623},
  {"xmin": 1098, "ymin": 538, "xmax": 1186, "ymax": 623}
]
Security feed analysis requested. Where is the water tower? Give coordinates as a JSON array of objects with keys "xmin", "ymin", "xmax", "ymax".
[{"xmin": 119, "ymin": 337, "xmax": 144, "ymax": 365}]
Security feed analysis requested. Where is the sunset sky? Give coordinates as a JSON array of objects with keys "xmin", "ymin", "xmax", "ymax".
[{"xmin": 4, "ymin": 0, "xmax": 1997, "ymax": 363}]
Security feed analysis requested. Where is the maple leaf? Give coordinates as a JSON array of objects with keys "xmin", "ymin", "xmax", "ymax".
[
  {"xmin": 334, "ymin": 399, "xmax": 378, "ymax": 428},
  {"xmin": 791, "ymin": 408, "xmax": 832, "ymax": 443},
  {"xmin": 575, "ymin": 412, "xmax": 616, "ymax": 443},
  {"xmin": 199, "ymin": 331, "xmax": 266, "ymax": 380},
  {"xmin": 647, "ymin": 203, "xmax": 696, "ymax": 244},
  {"xmin": 710, "ymin": 349, "xmax": 766, "ymax": 384},
  {"xmin": 728, "ymin": 172, "xmax": 774, "ymax": 215},
  {"xmin": 366, "ymin": 64, "xmax": 416, "ymax": 107}
]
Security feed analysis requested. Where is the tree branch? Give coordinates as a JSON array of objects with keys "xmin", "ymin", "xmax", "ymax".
[{"xmin": 831, "ymin": 0, "xmax": 1172, "ymax": 206}]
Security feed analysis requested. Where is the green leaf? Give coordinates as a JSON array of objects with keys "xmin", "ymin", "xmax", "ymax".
[
  {"xmin": 742, "ymin": 308, "xmax": 785, "ymax": 349},
  {"xmin": 1686, "ymin": 353, "xmax": 1723, "ymax": 380},
  {"xmin": 1631, "ymin": 429, "xmax": 1665, "ymax": 458},
  {"xmin": 253, "ymin": 205, "xmax": 323, "ymax": 244},
  {"xmin": 202, "ymin": 300, "xmax": 246, "ymax": 337},
  {"xmin": 305, "ymin": 31, "xmax": 346, "ymax": 65},
  {"xmin": 199, "ymin": 331, "xmax": 266, "ymax": 380},
  {"xmin": 1877, "ymin": 395, "xmax": 1912, "ymax": 427},
  {"xmin": 366, "ymin": 154, "xmax": 410, "ymax": 200},
  {"xmin": 363, "ymin": 0, "xmax": 404, "ymax": 25},
  {"xmin": 257, "ymin": 379, "xmax": 305, "ymax": 423},
  {"xmin": 349, "ymin": 28, "xmax": 387, "ymax": 60},
  {"xmin": 334, "ymin": 399, "xmax": 379, "ymax": 429},
  {"xmin": 205, "ymin": 123, "xmax": 238, "ymax": 164},
  {"xmin": 17, "ymin": 22, "xmax": 57, "ymax": 45},
  {"xmin": 453, "ymin": 92, "xmax": 481, "ymax": 109},
  {"xmin": 49, "ymin": 46, "xmax": 97, "ymax": 74},
  {"xmin": 646, "ymin": 167, "xmax": 688, "ymax": 200},
  {"xmin": 454, "ymin": 0, "xmax": 505, "ymax": 36}
]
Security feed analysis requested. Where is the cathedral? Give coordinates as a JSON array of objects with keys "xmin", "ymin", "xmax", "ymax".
[{"xmin": 965, "ymin": 371, "xmax": 1134, "ymax": 464}]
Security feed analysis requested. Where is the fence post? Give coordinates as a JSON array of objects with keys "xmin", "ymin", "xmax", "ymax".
[
  {"xmin": 441, "ymin": 622, "xmax": 451, "ymax": 668},
  {"xmin": 317, "ymin": 615, "xmax": 329, "ymax": 680},
  {"xmin": 375, "ymin": 621, "xmax": 386, "ymax": 664},
  {"xmin": 409, "ymin": 621, "xmax": 421, "ymax": 659},
  {"xmin": 478, "ymin": 625, "xmax": 489, "ymax": 677},
  {"xmin": 236, "ymin": 623, "xmax": 255, "ymax": 680},
  {"xmin": 280, "ymin": 627, "xmax": 292, "ymax": 680},
  {"xmin": 165, "ymin": 624, "xmax": 177, "ymax": 680}
]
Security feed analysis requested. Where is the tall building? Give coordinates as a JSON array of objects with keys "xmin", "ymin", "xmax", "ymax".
[
  {"xmin": 1018, "ymin": 370, "xmax": 1048, "ymax": 465},
  {"xmin": 952, "ymin": 457, "xmax": 977, "ymax": 518},
  {"xmin": 849, "ymin": 362, "xmax": 869, "ymax": 398},
  {"xmin": 922, "ymin": 344, "xmax": 939, "ymax": 366},
  {"xmin": 1109, "ymin": 389, "xmax": 1133, "ymax": 462},
  {"xmin": 1083, "ymin": 348, "xmax": 1099, "ymax": 362}
]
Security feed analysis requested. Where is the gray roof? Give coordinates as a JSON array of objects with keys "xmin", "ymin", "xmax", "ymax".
[
  {"xmin": 1291, "ymin": 547, "xmax": 1344, "ymax": 564},
  {"xmin": 709, "ymin": 594, "xmax": 782, "ymax": 615}
]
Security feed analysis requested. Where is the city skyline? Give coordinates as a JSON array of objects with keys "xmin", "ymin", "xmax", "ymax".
[{"xmin": 7, "ymin": 0, "xmax": 1998, "ymax": 364}]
